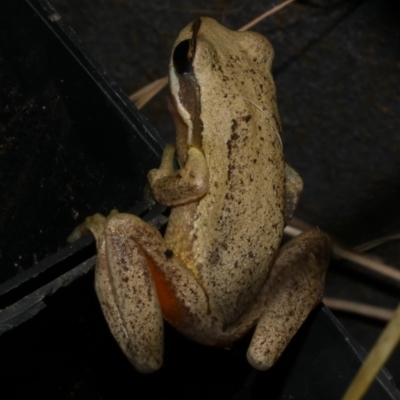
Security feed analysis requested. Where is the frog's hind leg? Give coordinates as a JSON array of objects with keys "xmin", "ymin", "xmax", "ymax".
[
  {"xmin": 88, "ymin": 213, "xmax": 163, "ymax": 373},
  {"xmin": 92, "ymin": 213, "xmax": 208, "ymax": 373},
  {"xmin": 247, "ymin": 229, "xmax": 331, "ymax": 370}
]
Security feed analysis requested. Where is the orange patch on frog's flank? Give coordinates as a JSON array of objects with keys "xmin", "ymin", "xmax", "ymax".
[{"xmin": 144, "ymin": 254, "xmax": 185, "ymax": 324}]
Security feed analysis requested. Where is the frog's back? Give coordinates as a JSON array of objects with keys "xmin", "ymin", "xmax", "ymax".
[
  {"xmin": 167, "ymin": 20, "xmax": 286, "ymax": 325},
  {"xmin": 195, "ymin": 105, "xmax": 285, "ymax": 324}
]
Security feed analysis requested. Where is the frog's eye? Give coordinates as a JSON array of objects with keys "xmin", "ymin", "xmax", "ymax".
[{"xmin": 173, "ymin": 39, "xmax": 195, "ymax": 74}]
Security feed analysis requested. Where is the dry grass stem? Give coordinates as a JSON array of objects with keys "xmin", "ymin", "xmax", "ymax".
[
  {"xmin": 332, "ymin": 244, "xmax": 400, "ymax": 283},
  {"xmin": 129, "ymin": 77, "xmax": 168, "ymax": 110},
  {"xmin": 354, "ymin": 234, "xmax": 400, "ymax": 252},
  {"xmin": 284, "ymin": 223, "xmax": 400, "ymax": 284},
  {"xmin": 342, "ymin": 303, "xmax": 400, "ymax": 400},
  {"xmin": 323, "ymin": 298, "xmax": 395, "ymax": 322},
  {"xmin": 238, "ymin": 0, "xmax": 296, "ymax": 31}
]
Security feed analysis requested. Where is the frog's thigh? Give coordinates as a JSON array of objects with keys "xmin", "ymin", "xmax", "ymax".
[
  {"xmin": 247, "ymin": 229, "xmax": 331, "ymax": 370},
  {"xmin": 96, "ymin": 213, "xmax": 208, "ymax": 371},
  {"xmin": 95, "ymin": 214, "xmax": 164, "ymax": 373}
]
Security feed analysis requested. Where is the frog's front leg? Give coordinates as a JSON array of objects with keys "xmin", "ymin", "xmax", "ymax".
[
  {"xmin": 90, "ymin": 213, "xmax": 208, "ymax": 373},
  {"xmin": 147, "ymin": 143, "xmax": 209, "ymax": 206},
  {"xmin": 247, "ymin": 229, "xmax": 331, "ymax": 370}
]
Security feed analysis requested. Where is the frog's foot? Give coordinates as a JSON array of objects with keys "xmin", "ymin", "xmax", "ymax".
[
  {"xmin": 247, "ymin": 228, "xmax": 331, "ymax": 370},
  {"xmin": 66, "ymin": 209, "xmax": 119, "ymax": 243}
]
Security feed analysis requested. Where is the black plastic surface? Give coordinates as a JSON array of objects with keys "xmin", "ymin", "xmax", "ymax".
[
  {"xmin": 1, "ymin": 274, "xmax": 398, "ymax": 399},
  {"xmin": 0, "ymin": 0, "xmax": 164, "ymax": 283}
]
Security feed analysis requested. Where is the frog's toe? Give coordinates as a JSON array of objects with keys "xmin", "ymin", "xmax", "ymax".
[
  {"xmin": 66, "ymin": 223, "xmax": 89, "ymax": 243},
  {"xmin": 246, "ymin": 350, "xmax": 271, "ymax": 371},
  {"xmin": 67, "ymin": 212, "xmax": 109, "ymax": 243}
]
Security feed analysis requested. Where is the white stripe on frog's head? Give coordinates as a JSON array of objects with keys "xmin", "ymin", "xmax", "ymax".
[{"xmin": 169, "ymin": 70, "xmax": 194, "ymax": 145}]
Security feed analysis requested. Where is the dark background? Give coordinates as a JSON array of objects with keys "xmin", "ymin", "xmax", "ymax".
[{"xmin": 1, "ymin": 0, "xmax": 399, "ymax": 393}]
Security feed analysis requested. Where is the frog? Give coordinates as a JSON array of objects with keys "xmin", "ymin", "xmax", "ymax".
[{"xmin": 69, "ymin": 17, "xmax": 331, "ymax": 373}]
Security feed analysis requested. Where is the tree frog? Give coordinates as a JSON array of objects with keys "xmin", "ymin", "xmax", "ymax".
[{"xmin": 70, "ymin": 17, "xmax": 331, "ymax": 373}]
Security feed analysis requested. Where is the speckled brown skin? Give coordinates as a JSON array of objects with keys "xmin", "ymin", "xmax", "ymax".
[
  {"xmin": 246, "ymin": 228, "xmax": 331, "ymax": 370},
  {"xmin": 152, "ymin": 17, "xmax": 286, "ymax": 329},
  {"xmin": 80, "ymin": 18, "xmax": 331, "ymax": 373}
]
